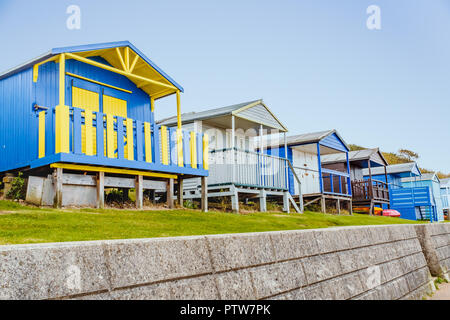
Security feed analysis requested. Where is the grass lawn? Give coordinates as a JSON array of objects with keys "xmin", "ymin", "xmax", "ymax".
[{"xmin": 0, "ymin": 200, "xmax": 423, "ymax": 245}]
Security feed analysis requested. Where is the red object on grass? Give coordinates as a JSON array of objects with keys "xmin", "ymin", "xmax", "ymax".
[{"xmin": 382, "ymin": 209, "xmax": 401, "ymax": 217}]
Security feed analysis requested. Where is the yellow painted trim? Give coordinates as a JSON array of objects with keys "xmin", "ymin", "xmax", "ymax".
[
  {"xmin": 129, "ymin": 54, "xmax": 139, "ymax": 73},
  {"xmin": 65, "ymin": 52, "xmax": 176, "ymax": 91},
  {"xmin": 190, "ymin": 132, "xmax": 197, "ymax": 169},
  {"xmin": 38, "ymin": 111, "xmax": 46, "ymax": 158},
  {"xmin": 177, "ymin": 129, "xmax": 184, "ymax": 167},
  {"xmin": 144, "ymin": 122, "xmax": 152, "ymax": 163},
  {"xmin": 150, "ymin": 97, "xmax": 155, "ymax": 113},
  {"xmin": 50, "ymin": 163, "xmax": 178, "ymax": 180},
  {"xmin": 126, "ymin": 118, "xmax": 134, "ymax": 160},
  {"xmin": 59, "ymin": 54, "xmax": 65, "ymax": 107},
  {"xmin": 125, "ymin": 47, "xmax": 130, "ymax": 71},
  {"xmin": 85, "ymin": 111, "xmax": 95, "ymax": 156},
  {"xmin": 33, "ymin": 56, "xmax": 58, "ymax": 83},
  {"xmin": 106, "ymin": 114, "xmax": 115, "ymax": 158},
  {"xmin": 115, "ymin": 47, "xmax": 127, "ymax": 71},
  {"xmin": 161, "ymin": 126, "xmax": 169, "ymax": 165},
  {"xmin": 176, "ymin": 90, "xmax": 182, "ymax": 129},
  {"xmin": 66, "ymin": 72, "xmax": 132, "ymax": 94},
  {"xmin": 203, "ymin": 134, "xmax": 209, "ymax": 170},
  {"xmin": 55, "ymin": 105, "xmax": 70, "ymax": 154}
]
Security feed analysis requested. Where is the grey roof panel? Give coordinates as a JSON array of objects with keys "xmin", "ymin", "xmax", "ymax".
[
  {"xmin": 322, "ymin": 148, "xmax": 386, "ymax": 165},
  {"xmin": 362, "ymin": 162, "xmax": 420, "ymax": 176}
]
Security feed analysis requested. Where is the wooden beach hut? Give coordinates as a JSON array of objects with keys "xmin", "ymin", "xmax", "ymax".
[{"xmin": 0, "ymin": 41, "xmax": 209, "ymax": 209}]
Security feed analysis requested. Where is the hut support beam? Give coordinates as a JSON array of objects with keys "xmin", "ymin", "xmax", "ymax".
[
  {"xmin": 167, "ymin": 178, "xmax": 174, "ymax": 209},
  {"xmin": 259, "ymin": 189, "xmax": 267, "ymax": 212},
  {"xmin": 177, "ymin": 178, "xmax": 184, "ymax": 208},
  {"xmin": 97, "ymin": 172, "xmax": 105, "ymax": 209},
  {"xmin": 135, "ymin": 175, "xmax": 143, "ymax": 209},
  {"xmin": 201, "ymin": 176, "xmax": 208, "ymax": 212},
  {"xmin": 53, "ymin": 168, "xmax": 63, "ymax": 209}
]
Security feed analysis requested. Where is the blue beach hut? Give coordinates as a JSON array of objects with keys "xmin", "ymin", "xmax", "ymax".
[{"xmin": 0, "ymin": 41, "xmax": 209, "ymax": 209}]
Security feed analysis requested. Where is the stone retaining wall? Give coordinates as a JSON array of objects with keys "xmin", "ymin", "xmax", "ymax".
[{"xmin": 1, "ymin": 224, "xmax": 449, "ymax": 300}]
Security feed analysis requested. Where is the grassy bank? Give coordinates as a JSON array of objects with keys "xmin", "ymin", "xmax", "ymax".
[{"xmin": 0, "ymin": 200, "xmax": 422, "ymax": 245}]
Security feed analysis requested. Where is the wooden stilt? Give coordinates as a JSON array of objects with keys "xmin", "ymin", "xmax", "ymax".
[
  {"xmin": 97, "ymin": 171, "xmax": 105, "ymax": 209},
  {"xmin": 167, "ymin": 178, "xmax": 174, "ymax": 209},
  {"xmin": 53, "ymin": 167, "xmax": 63, "ymax": 209},
  {"xmin": 337, "ymin": 199, "xmax": 341, "ymax": 215},
  {"xmin": 369, "ymin": 200, "xmax": 374, "ymax": 216},
  {"xmin": 321, "ymin": 196, "xmax": 326, "ymax": 213},
  {"xmin": 349, "ymin": 199, "xmax": 353, "ymax": 215},
  {"xmin": 135, "ymin": 175, "xmax": 143, "ymax": 209},
  {"xmin": 201, "ymin": 176, "xmax": 208, "ymax": 212},
  {"xmin": 177, "ymin": 177, "xmax": 184, "ymax": 208}
]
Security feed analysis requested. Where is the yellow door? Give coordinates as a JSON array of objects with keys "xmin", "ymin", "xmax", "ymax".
[
  {"xmin": 103, "ymin": 95, "xmax": 128, "ymax": 159},
  {"xmin": 72, "ymin": 87, "xmax": 100, "ymax": 155}
]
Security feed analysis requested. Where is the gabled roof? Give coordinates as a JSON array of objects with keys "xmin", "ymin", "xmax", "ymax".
[
  {"xmin": 0, "ymin": 41, "xmax": 183, "ymax": 99},
  {"xmin": 322, "ymin": 148, "xmax": 388, "ymax": 167},
  {"xmin": 157, "ymin": 99, "xmax": 288, "ymax": 132},
  {"xmin": 268, "ymin": 129, "xmax": 349, "ymax": 150},
  {"xmin": 441, "ymin": 178, "xmax": 450, "ymax": 187},
  {"xmin": 402, "ymin": 172, "xmax": 440, "ymax": 183},
  {"xmin": 362, "ymin": 162, "xmax": 421, "ymax": 177}
]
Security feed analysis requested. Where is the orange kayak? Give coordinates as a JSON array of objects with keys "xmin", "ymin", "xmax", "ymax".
[{"xmin": 353, "ymin": 207, "xmax": 383, "ymax": 215}]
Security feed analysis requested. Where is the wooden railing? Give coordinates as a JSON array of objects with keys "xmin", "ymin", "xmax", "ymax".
[
  {"xmin": 37, "ymin": 105, "xmax": 209, "ymax": 171},
  {"xmin": 352, "ymin": 179, "xmax": 389, "ymax": 202},
  {"xmin": 208, "ymin": 148, "xmax": 289, "ymax": 190}
]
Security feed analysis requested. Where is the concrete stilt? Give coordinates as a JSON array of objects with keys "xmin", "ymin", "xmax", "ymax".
[
  {"xmin": 259, "ymin": 189, "xmax": 267, "ymax": 212},
  {"xmin": 231, "ymin": 185, "xmax": 239, "ymax": 213},
  {"xmin": 283, "ymin": 191, "xmax": 290, "ymax": 213}
]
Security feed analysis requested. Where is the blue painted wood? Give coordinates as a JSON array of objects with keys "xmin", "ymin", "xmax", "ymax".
[
  {"xmin": 136, "ymin": 120, "xmax": 143, "ymax": 162},
  {"xmin": 317, "ymin": 143, "xmax": 324, "ymax": 194},
  {"xmin": 319, "ymin": 133, "xmax": 348, "ymax": 152},
  {"xmin": 197, "ymin": 133, "xmax": 203, "ymax": 170},
  {"xmin": 73, "ymin": 108, "xmax": 82, "ymax": 154},
  {"xmin": 153, "ymin": 125, "xmax": 161, "ymax": 165},
  {"xmin": 183, "ymin": 131, "xmax": 190, "ymax": 168},
  {"xmin": 95, "ymin": 112, "xmax": 105, "ymax": 158},
  {"xmin": 168, "ymin": 127, "xmax": 176, "ymax": 166},
  {"xmin": 116, "ymin": 117, "xmax": 124, "ymax": 160},
  {"xmin": 30, "ymin": 153, "xmax": 209, "ymax": 177}
]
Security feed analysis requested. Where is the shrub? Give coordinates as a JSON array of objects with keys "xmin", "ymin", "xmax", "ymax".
[{"xmin": 6, "ymin": 172, "xmax": 27, "ymax": 200}]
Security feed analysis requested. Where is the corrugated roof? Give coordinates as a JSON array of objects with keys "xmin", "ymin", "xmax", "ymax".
[
  {"xmin": 157, "ymin": 99, "xmax": 288, "ymax": 131},
  {"xmin": 0, "ymin": 41, "xmax": 184, "ymax": 95},
  {"xmin": 402, "ymin": 172, "xmax": 439, "ymax": 183},
  {"xmin": 362, "ymin": 162, "xmax": 420, "ymax": 176}
]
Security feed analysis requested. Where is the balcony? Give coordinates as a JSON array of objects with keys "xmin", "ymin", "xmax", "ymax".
[
  {"xmin": 352, "ymin": 179, "xmax": 389, "ymax": 203},
  {"xmin": 208, "ymin": 148, "xmax": 289, "ymax": 190},
  {"xmin": 32, "ymin": 105, "xmax": 209, "ymax": 177}
]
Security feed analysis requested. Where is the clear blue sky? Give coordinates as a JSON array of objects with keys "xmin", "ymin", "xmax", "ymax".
[{"xmin": 1, "ymin": 0, "xmax": 449, "ymax": 172}]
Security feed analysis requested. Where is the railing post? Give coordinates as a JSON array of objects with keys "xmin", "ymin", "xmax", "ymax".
[
  {"xmin": 153, "ymin": 124, "xmax": 161, "ymax": 165},
  {"xmin": 73, "ymin": 108, "xmax": 82, "ymax": 155},
  {"xmin": 96, "ymin": 112, "xmax": 105, "ymax": 158},
  {"xmin": 38, "ymin": 111, "xmax": 46, "ymax": 158},
  {"xmin": 55, "ymin": 105, "xmax": 70, "ymax": 154}
]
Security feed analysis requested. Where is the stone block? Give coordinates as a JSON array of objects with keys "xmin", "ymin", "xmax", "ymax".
[
  {"xmin": 206, "ymin": 232, "xmax": 275, "ymax": 272},
  {"xmin": 313, "ymin": 228, "xmax": 351, "ymax": 253},
  {"xmin": 104, "ymin": 237, "xmax": 212, "ymax": 289},
  {"xmin": 270, "ymin": 230, "xmax": 319, "ymax": 260},
  {"xmin": 249, "ymin": 260, "xmax": 306, "ymax": 299},
  {"xmin": 302, "ymin": 253, "xmax": 342, "ymax": 284},
  {"xmin": 215, "ymin": 270, "xmax": 255, "ymax": 300},
  {"xmin": 0, "ymin": 242, "xmax": 110, "ymax": 300}
]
